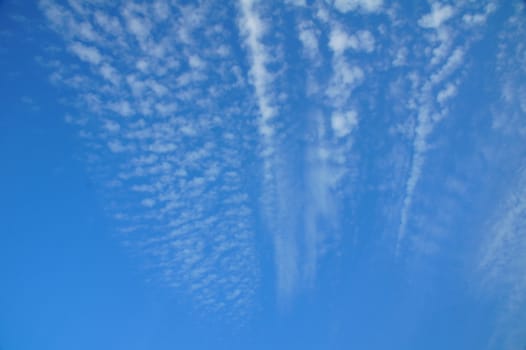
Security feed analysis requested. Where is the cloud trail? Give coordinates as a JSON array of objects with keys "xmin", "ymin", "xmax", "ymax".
[{"xmin": 395, "ymin": 0, "xmax": 497, "ymax": 254}]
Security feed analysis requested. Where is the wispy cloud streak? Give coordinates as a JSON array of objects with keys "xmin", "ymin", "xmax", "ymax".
[
  {"xmin": 238, "ymin": 0, "xmax": 302, "ymax": 303},
  {"xmin": 238, "ymin": 0, "xmax": 277, "ymax": 141},
  {"xmin": 478, "ymin": 4, "xmax": 526, "ymax": 348},
  {"xmin": 395, "ymin": 0, "xmax": 496, "ymax": 254}
]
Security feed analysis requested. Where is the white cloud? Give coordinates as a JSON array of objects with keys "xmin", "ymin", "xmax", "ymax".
[
  {"xmin": 392, "ymin": 47, "xmax": 408, "ymax": 66},
  {"xmin": 141, "ymin": 198, "xmax": 156, "ymax": 207},
  {"xmin": 69, "ymin": 42, "xmax": 103, "ymax": 65},
  {"xmin": 155, "ymin": 102, "xmax": 177, "ymax": 116},
  {"xmin": 298, "ymin": 23, "xmax": 320, "ymax": 62},
  {"xmin": 490, "ymin": 4, "xmax": 526, "ymax": 137},
  {"xmin": 39, "ymin": 0, "xmax": 68, "ymax": 28},
  {"xmin": 332, "ymin": 0, "xmax": 383, "ymax": 13},
  {"xmin": 237, "ymin": 4, "xmax": 296, "ymax": 306},
  {"xmin": 328, "ymin": 27, "xmax": 349, "ymax": 54},
  {"xmin": 40, "ymin": 0, "xmax": 504, "ymax": 324},
  {"xmin": 354, "ymin": 30, "xmax": 375, "ymax": 52},
  {"xmin": 76, "ymin": 21, "xmax": 101, "ymax": 43},
  {"xmin": 326, "ymin": 21, "xmax": 368, "ymax": 108},
  {"xmin": 123, "ymin": 7, "xmax": 152, "ymax": 43},
  {"xmin": 394, "ymin": 1, "xmax": 487, "ymax": 253},
  {"xmin": 437, "ymin": 82, "xmax": 457, "ymax": 104},
  {"xmin": 462, "ymin": 2, "xmax": 496, "ymax": 26},
  {"xmin": 329, "ymin": 27, "xmax": 375, "ymax": 54},
  {"xmin": 148, "ymin": 141, "xmax": 177, "ymax": 153},
  {"xmin": 153, "ymin": 0, "xmax": 171, "ymax": 21},
  {"xmin": 429, "ymin": 27, "xmax": 454, "ymax": 66},
  {"xmin": 188, "ymin": 54, "xmax": 206, "ymax": 70},
  {"xmin": 136, "ymin": 59, "xmax": 149, "ymax": 72},
  {"xmin": 67, "ymin": 0, "xmax": 87, "ymax": 16},
  {"xmin": 238, "ymin": 0, "xmax": 277, "ymax": 137},
  {"xmin": 102, "ymin": 119, "xmax": 120, "ymax": 132},
  {"xmin": 326, "ymin": 56, "xmax": 364, "ymax": 107},
  {"xmin": 108, "ymin": 101, "xmax": 133, "ymax": 117},
  {"xmin": 274, "ymin": 233, "xmax": 299, "ymax": 303},
  {"xmin": 331, "ymin": 110, "xmax": 359, "ymax": 138},
  {"xmin": 462, "ymin": 13, "xmax": 486, "ymax": 26},
  {"xmin": 94, "ymin": 11, "xmax": 123, "ymax": 36},
  {"xmin": 430, "ymin": 47, "xmax": 464, "ymax": 85},
  {"xmin": 40, "ymin": 0, "xmax": 259, "ymax": 322},
  {"xmin": 396, "ymin": 109, "xmax": 432, "ymax": 252},
  {"xmin": 418, "ymin": 3, "xmax": 455, "ymax": 29},
  {"xmin": 108, "ymin": 140, "xmax": 131, "ymax": 153},
  {"xmin": 100, "ymin": 64, "xmax": 120, "ymax": 85},
  {"xmin": 64, "ymin": 114, "xmax": 88, "ymax": 126},
  {"xmin": 478, "ymin": 167, "xmax": 526, "ymax": 349},
  {"xmin": 285, "ymin": 0, "xmax": 306, "ymax": 6}
]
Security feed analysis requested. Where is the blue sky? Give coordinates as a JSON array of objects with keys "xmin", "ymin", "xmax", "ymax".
[{"xmin": 1, "ymin": 0, "xmax": 525, "ymax": 349}]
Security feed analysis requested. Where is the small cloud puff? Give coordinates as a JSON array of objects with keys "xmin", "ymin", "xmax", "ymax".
[
  {"xmin": 329, "ymin": 28, "xmax": 375, "ymax": 54},
  {"xmin": 332, "ymin": 0, "xmax": 383, "ymax": 13},
  {"xmin": 418, "ymin": 3, "xmax": 455, "ymax": 29},
  {"xmin": 108, "ymin": 101, "xmax": 133, "ymax": 117},
  {"xmin": 437, "ymin": 82, "xmax": 458, "ymax": 104},
  {"xmin": 331, "ymin": 110, "xmax": 358, "ymax": 138},
  {"xmin": 70, "ymin": 42, "xmax": 103, "ymax": 65},
  {"xmin": 285, "ymin": 0, "xmax": 307, "ymax": 6}
]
